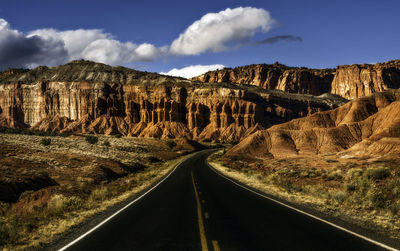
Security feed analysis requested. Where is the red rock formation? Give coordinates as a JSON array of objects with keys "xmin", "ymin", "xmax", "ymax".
[
  {"xmin": 331, "ymin": 61, "xmax": 400, "ymax": 99},
  {"xmin": 0, "ymin": 61, "xmax": 345, "ymax": 142},
  {"xmin": 226, "ymin": 89, "xmax": 400, "ymax": 158},
  {"xmin": 191, "ymin": 60, "xmax": 400, "ymax": 100}
]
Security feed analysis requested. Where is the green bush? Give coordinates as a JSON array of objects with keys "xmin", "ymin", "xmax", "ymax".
[
  {"xmin": 85, "ymin": 135, "xmax": 98, "ymax": 144},
  {"xmin": 40, "ymin": 138, "xmax": 51, "ymax": 146},
  {"xmin": 346, "ymin": 168, "xmax": 364, "ymax": 179},
  {"xmin": 389, "ymin": 200, "xmax": 400, "ymax": 216},
  {"xmin": 103, "ymin": 140, "xmax": 110, "ymax": 147},
  {"xmin": 166, "ymin": 140, "xmax": 177, "ymax": 149},
  {"xmin": 364, "ymin": 167, "xmax": 391, "ymax": 180},
  {"xmin": 344, "ymin": 182, "xmax": 356, "ymax": 192}
]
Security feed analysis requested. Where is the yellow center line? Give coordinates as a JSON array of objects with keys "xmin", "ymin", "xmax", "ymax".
[
  {"xmin": 191, "ymin": 171, "xmax": 209, "ymax": 251},
  {"xmin": 212, "ymin": 240, "xmax": 221, "ymax": 251}
]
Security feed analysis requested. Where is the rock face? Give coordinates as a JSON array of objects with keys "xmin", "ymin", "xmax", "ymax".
[
  {"xmin": 331, "ymin": 61, "xmax": 400, "ymax": 99},
  {"xmin": 226, "ymin": 89, "xmax": 400, "ymax": 158},
  {"xmin": 191, "ymin": 60, "xmax": 400, "ymax": 100},
  {"xmin": 0, "ymin": 61, "xmax": 346, "ymax": 142}
]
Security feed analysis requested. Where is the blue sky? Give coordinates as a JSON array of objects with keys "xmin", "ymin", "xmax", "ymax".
[{"xmin": 0, "ymin": 0, "xmax": 399, "ymax": 77}]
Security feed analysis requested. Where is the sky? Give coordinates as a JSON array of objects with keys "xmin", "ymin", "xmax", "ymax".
[{"xmin": 0, "ymin": 0, "xmax": 399, "ymax": 78}]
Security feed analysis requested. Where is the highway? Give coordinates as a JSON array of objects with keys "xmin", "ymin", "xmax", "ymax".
[{"xmin": 59, "ymin": 150, "xmax": 396, "ymax": 251}]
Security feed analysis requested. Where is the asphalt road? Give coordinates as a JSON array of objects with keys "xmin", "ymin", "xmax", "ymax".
[{"xmin": 61, "ymin": 150, "xmax": 396, "ymax": 251}]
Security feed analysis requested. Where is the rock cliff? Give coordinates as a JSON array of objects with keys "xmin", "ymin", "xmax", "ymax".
[
  {"xmin": 191, "ymin": 60, "xmax": 400, "ymax": 100},
  {"xmin": 0, "ymin": 60, "xmax": 346, "ymax": 142},
  {"xmin": 226, "ymin": 89, "xmax": 400, "ymax": 158}
]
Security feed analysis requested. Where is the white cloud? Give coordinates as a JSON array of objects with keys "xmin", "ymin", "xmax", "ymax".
[
  {"xmin": 29, "ymin": 29, "xmax": 167, "ymax": 65},
  {"xmin": 160, "ymin": 64, "xmax": 225, "ymax": 79},
  {"xmin": 0, "ymin": 6, "xmax": 276, "ymax": 70},
  {"xmin": 0, "ymin": 19, "xmax": 68, "ymax": 70},
  {"xmin": 170, "ymin": 7, "xmax": 275, "ymax": 55}
]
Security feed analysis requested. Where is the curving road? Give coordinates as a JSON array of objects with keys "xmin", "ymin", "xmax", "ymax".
[{"xmin": 59, "ymin": 150, "xmax": 397, "ymax": 251}]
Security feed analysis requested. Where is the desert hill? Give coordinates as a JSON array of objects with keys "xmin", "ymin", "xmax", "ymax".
[
  {"xmin": 226, "ymin": 89, "xmax": 400, "ymax": 158},
  {"xmin": 191, "ymin": 60, "xmax": 400, "ymax": 100},
  {"xmin": 0, "ymin": 60, "xmax": 345, "ymax": 142}
]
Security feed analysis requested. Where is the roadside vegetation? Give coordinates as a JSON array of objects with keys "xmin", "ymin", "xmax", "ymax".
[
  {"xmin": 0, "ymin": 132, "xmax": 203, "ymax": 250},
  {"xmin": 209, "ymin": 150, "xmax": 400, "ymax": 240}
]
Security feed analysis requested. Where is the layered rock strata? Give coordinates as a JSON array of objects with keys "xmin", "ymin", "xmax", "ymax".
[
  {"xmin": 0, "ymin": 61, "xmax": 346, "ymax": 142},
  {"xmin": 226, "ymin": 89, "xmax": 400, "ymax": 157},
  {"xmin": 191, "ymin": 60, "xmax": 400, "ymax": 99}
]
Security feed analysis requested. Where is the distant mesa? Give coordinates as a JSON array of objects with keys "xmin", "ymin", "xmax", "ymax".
[{"xmin": 191, "ymin": 60, "xmax": 400, "ymax": 100}]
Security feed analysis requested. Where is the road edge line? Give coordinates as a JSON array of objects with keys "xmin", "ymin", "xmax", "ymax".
[
  {"xmin": 57, "ymin": 154, "xmax": 192, "ymax": 251},
  {"xmin": 206, "ymin": 161, "xmax": 399, "ymax": 251}
]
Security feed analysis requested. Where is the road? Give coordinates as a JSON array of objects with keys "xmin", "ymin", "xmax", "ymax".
[{"xmin": 60, "ymin": 150, "xmax": 396, "ymax": 251}]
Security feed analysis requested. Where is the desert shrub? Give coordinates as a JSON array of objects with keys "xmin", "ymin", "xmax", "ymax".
[
  {"xmin": 166, "ymin": 140, "xmax": 177, "ymax": 149},
  {"xmin": 146, "ymin": 156, "xmax": 160, "ymax": 163},
  {"xmin": 346, "ymin": 168, "xmax": 364, "ymax": 180},
  {"xmin": 389, "ymin": 200, "xmax": 400, "ymax": 216},
  {"xmin": 0, "ymin": 217, "xmax": 19, "ymax": 244},
  {"xmin": 103, "ymin": 140, "xmax": 110, "ymax": 147},
  {"xmin": 47, "ymin": 194, "xmax": 82, "ymax": 215},
  {"xmin": 85, "ymin": 135, "xmax": 98, "ymax": 144},
  {"xmin": 299, "ymin": 171, "xmax": 310, "ymax": 178},
  {"xmin": 326, "ymin": 159, "xmax": 338, "ymax": 163},
  {"xmin": 352, "ymin": 176, "xmax": 372, "ymax": 199},
  {"xmin": 116, "ymin": 146, "xmax": 137, "ymax": 152},
  {"xmin": 302, "ymin": 185, "xmax": 329, "ymax": 199},
  {"xmin": 267, "ymin": 174, "xmax": 299, "ymax": 193},
  {"xmin": 390, "ymin": 178, "xmax": 400, "ymax": 199},
  {"xmin": 325, "ymin": 170, "xmax": 343, "ymax": 181},
  {"xmin": 364, "ymin": 166, "xmax": 391, "ymax": 180},
  {"xmin": 89, "ymin": 186, "xmax": 111, "ymax": 202},
  {"xmin": 364, "ymin": 186, "xmax": 388, "ymax": 209},
  {"xmin": 329, "ymin": 190, "xmax": 347, "ymax": 204},
  {"xmin": 344, "ymin": 182, "xmax": 356, "ymax": 192},
  {"xmin": 0, "ymin": 201, "xmax": 10, "ymax": 217},
  {"xmin": 255, "ymin": 162, "xmax": 263, "ymax": 168},
  {"xmin": 40, "ymin": 138, "xmax": 51, "ymax": 146}
]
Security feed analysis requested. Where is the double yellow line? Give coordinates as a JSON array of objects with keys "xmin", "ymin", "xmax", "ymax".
[
  {"xmin": 191, "ymin": 171, "xmax": 209, "ymax": 251},
  {"xmin": 191, "ymin": 171, "xmax": 221, "ymax": 251}
]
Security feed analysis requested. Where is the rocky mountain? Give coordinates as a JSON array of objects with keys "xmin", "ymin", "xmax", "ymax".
[
  {"xmin": 0, "ymin": 60, "xmax": 347, "ymax": 142},
  {"xmin": 226, "ymin": 89, "xmax": 400, "ymax": 158},
  {"xmin": 191, "ymin": 60, "xmax": 400, "ymax": 100}
]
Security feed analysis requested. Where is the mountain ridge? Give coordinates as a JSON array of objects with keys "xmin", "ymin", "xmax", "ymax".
[
  {"xmin": 191, "ymin": 60, "xmax": 400, "ymax": 99},
  {"xmin": 0, "ymin": 60, "xmax": 345, "ymax": 142}
]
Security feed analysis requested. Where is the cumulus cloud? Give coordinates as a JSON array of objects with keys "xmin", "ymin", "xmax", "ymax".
[
  {"xmin": 160, "ymin": 64, "xmax": 225, "ymax": 79},
  {"xmin": 0, "ymin": 18, "xmax": 168, "ymax": 70},
  {"xmin": 0, "ymin": 19, "xmax": 68, "ymax": 69},
  {"xmin": 0, "ymin": 6, "xmax": 277, "ymax": 70},
  {"xmin": 256, "ymin": 35, "xmax": 303, "ymax": 44},
  {"xmin": 29, "ymin": 29, "xmax": 168, "ymax": 65},
  {"xmin": 170, "ymin": 7, "xmax": 275, "ymax": 55}
]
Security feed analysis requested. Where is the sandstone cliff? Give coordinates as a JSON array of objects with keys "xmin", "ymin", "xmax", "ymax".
[
  {"xmin": 0, "ymin": 60, "xmax": 346, "ymax": 142},
  {"xmin": 226, "ymin": 89, "xmax": 400, "ymax": 157},
  {"xmin": 191, "ymin": 60, "xmax": 400, "ymax": 100}
]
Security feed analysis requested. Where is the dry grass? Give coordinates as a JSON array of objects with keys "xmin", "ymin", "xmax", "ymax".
[
  {"xmin": 209, "ymin": 150, "xmax": 400, "ymax": 240},
  {"xmin": 0, "ymin": 133, "xmax": 200, "ymax": 250},
  {"xmin": 1, "ymin": 154, "xmax": 191, "ymax": 250}
]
